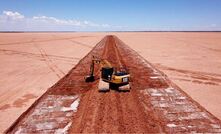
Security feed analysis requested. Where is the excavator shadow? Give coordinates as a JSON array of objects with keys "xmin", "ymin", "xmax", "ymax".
[
  {"xmin": 98, "ymin": 89, "xmax": 130, "ymax": 93},
  {"xmin": 111, "ymin": 83, "xmax": 131, "ymax": 93},
  {"xmin": 114, "ymin": 89, "xmax": 130, "ymax": 93}
]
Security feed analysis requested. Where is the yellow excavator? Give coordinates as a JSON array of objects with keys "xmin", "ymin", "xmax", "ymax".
[{"xmin": 85, "ymin": 56, "xmax": 130, "ymax": 92}]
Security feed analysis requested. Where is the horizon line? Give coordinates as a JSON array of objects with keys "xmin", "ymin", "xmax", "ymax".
[{"xmin": 1, "ymin": 31, "xmax": 221, "ymax": 33}]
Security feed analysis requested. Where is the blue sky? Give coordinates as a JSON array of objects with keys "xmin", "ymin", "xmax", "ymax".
[{"xmin": 0, "ymin": 0, "xmax": 221, "ymax": 31}]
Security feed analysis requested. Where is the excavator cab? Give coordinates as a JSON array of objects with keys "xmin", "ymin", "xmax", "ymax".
[{"xmin": 101, "ymin": 67, "xmax": 114, "ymax": 81}]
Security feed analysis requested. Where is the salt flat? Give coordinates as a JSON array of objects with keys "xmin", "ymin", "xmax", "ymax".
[{"xmin": 0, "ymin": 32, "xmax": 221, "ymax": 132}]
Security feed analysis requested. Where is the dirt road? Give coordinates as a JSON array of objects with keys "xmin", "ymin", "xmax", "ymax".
[{"xmin": 6, "ymin": 35, "xmax": 221, "ymax": 133}]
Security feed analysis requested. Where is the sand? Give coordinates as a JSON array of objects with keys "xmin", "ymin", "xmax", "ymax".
[{"xmin": 0, "ymin": 32, "xmax": 221, "ymax": 132}]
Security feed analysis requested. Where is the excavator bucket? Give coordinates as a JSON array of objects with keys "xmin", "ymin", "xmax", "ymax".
[{"xmin": 85, "ymin": 75, "xmax": 95, "ymax": 82}]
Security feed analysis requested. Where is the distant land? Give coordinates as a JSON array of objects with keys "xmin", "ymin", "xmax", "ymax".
[{"xmin": 0, "ymin": 31, "xmax": 221, "ymax": 33}]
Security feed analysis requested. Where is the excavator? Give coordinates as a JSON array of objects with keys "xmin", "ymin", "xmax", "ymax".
[{"xmin": 85, "ymin": 56, "xmax": 130, "ymax": 92}]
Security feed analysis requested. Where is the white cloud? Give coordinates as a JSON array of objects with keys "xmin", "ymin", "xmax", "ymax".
[
  {"xmin": 32, "ymin": 16, "xmax": 82, "ymax": 26},
  {"xmin": 101, "ymin": 24, "xmax": 110, "ymax": 28},
  {"xmin": 32, "ymin": 16, "xmax": 101, "ymax": 27},
  {"xmin": 0, "ymin": 10, "xmax": 119, "ymax": 31},
  {"xmin": 3, "ymin": 11, "xmax": 24, "ymax": 20},
  {"xmin": 0, "ymin": 10, "xmax": 220, "ymax": 31}
]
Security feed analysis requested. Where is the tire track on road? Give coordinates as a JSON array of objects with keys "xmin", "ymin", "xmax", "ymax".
[
  {"xmin": 0, "ymin": 36, "xmax": 95, "ymax": 46},
  {"xmin": 69, "ymin": 37, "xmax": 107, "ymax": 133},
  {"xmin": 113, "ymin": 36, "xmax": 163, "ymax": 133},
  {"xmin": 0, "ymin": 48, "xmax": 80, "ymax": 63},
  {"xmin": 32, "ymin": 42, "xmax": 65, "ymax": 78}
]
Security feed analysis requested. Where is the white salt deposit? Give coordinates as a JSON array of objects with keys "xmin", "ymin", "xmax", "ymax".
[
  {"xmin": 14, "ymin": 127, "xmax": 22, "ymax": 134},
  {"xmin": 35, "ymin": 122, "xmax": 56, "ymax": 130},
  {"xmin": 179, "ymin": 112, "xmax": 204, "ymax": 120},
  {"xmin": 159, "ymin": 103, "xmax": 168, "ymax": 108},
  {"xmin": 160, "ymin": 97, "xmax": 165, "ymax": 101},
  {"xmin": 211, "ymin": 124, "xmax": 221, "ymax": 129},
  {"xmin": 165, "ymin": 87, "xmax": 174, "ymax": 93},
  {"xmin": 151, "ymin": 93, "xmax": 163, "ymax": 96},
  {"xmin": 12, "ymin": 95, "xmax": 80, "ymax": 133},
  {"xmin": 55, "ymin": 122, "xmax": 72, "ymax": 134},
  {"xmin": 48, "ymin": 106, "xmax": 54, "ymax": 109},
  {"xmin": 167, "ymin": 123, "xmax": 177, "ymax": 128},
  {"xmin": 148, "ymin": 88, "xmax": 158, "ymax": 93},
  {"xmin": 66, "ymin": 112, "xmax": 73, "ymax": 117},
  {"xmin": 150, "ymin": 76, "xmax": 159, "ymax": 79},
  {"xmin": 177, "ymin": 96, "xmax": 186, "ymax": 100},
  {"xmin": 61, "ymin": 98, "xmax": 80, "ymax": 112},
  {"xmin": 187, "ymin": 125, "xmax": 193, "ymax": 128}
]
